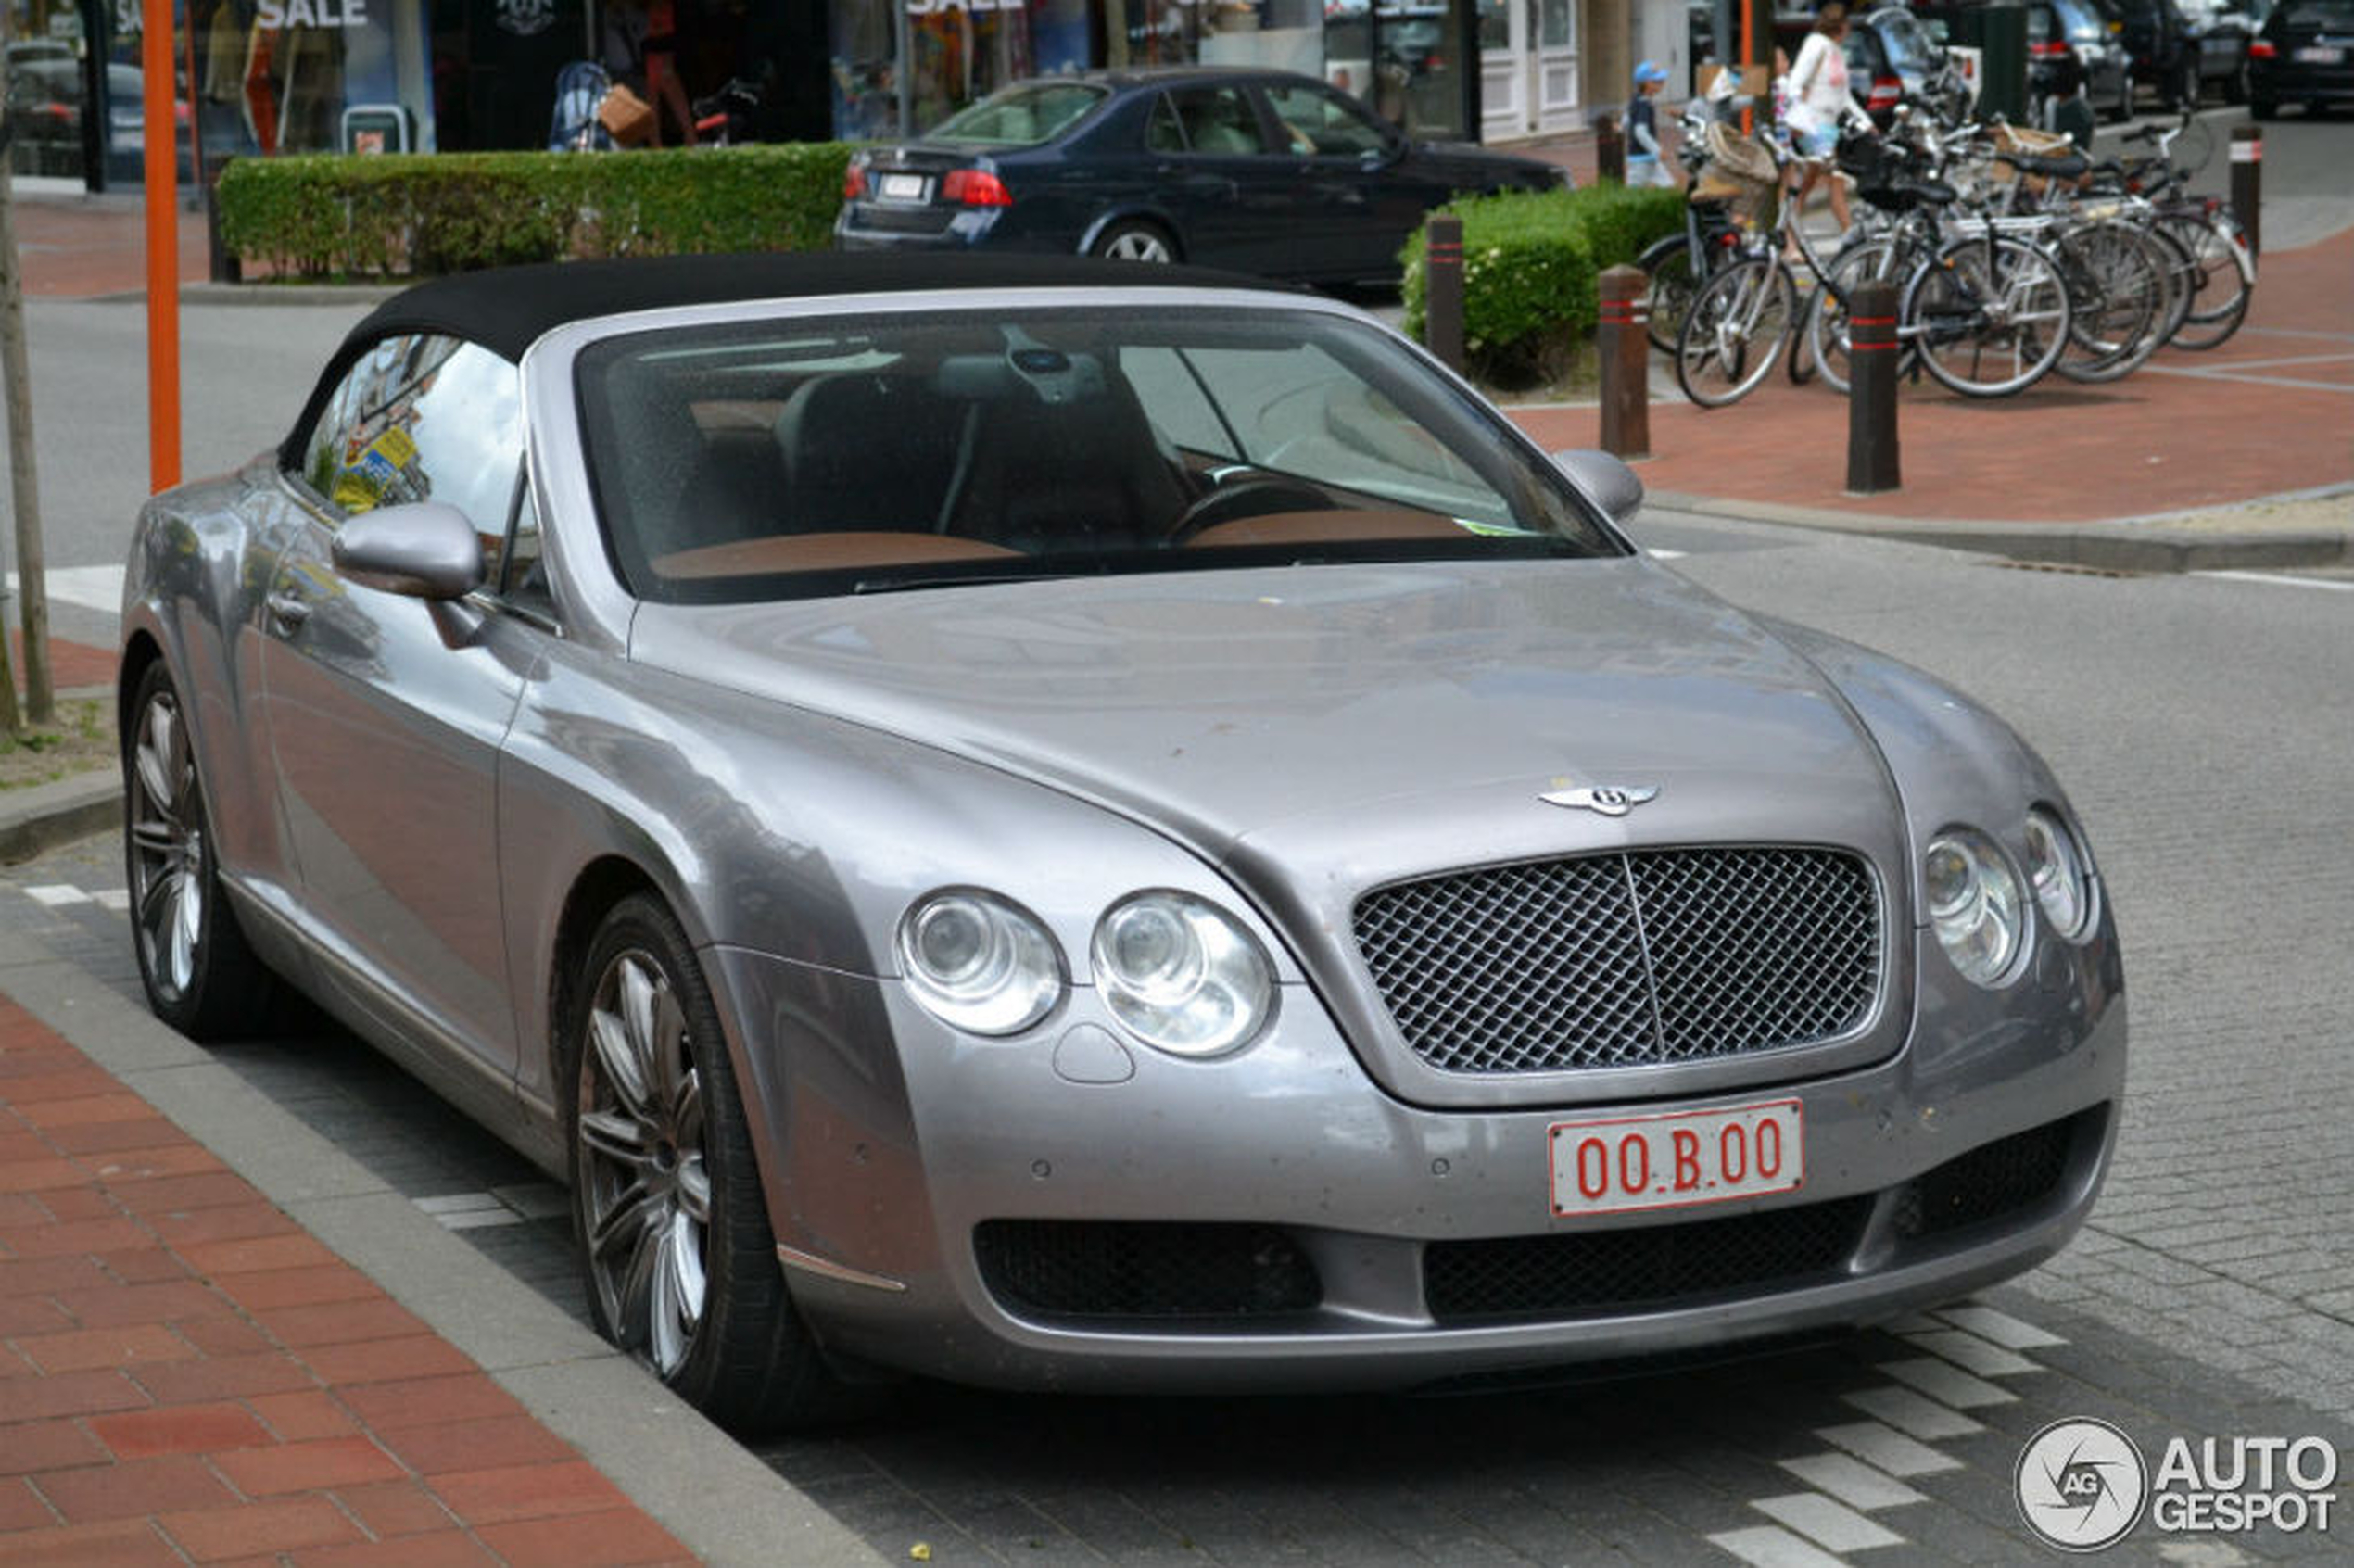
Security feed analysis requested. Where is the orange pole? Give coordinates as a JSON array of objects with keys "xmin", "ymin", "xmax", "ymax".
[{"xmin": 143, "ymin": 0, "xmax": 180, "ymax": 492}]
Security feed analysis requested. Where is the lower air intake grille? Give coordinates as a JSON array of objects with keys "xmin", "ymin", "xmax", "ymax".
[
  {"xmin": 1424, "ymin": 1196, "xmax": 1873, "ymax": 1323},
  {"xmin": 975, "ymin": 1220, "xmax": 1322, "ymax": 1320},
  {"xmin": 1892, "ymin": 1111, "xmax": 2091, "ymax": 1240}
]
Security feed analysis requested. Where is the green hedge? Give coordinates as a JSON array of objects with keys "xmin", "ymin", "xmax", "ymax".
[
  {"xmin": 1398, "ymin": 183, "xmax": 1686, "ymax": 388},
  {"xmin": 217, "ymin": 144, "xmax": 854, "ymax": 280}
]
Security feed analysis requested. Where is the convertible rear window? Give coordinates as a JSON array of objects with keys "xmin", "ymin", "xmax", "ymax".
[
  {"xmin": 925, "ymin": 83, "xmax": 1107, "ymax": 145},
  {"xmin": 572, "ymin": 305, "xmax": 1622, "ymax": 604}
]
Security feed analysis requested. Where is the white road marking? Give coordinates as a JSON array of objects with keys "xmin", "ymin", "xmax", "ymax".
[
  {"xmin": 417, "ymin": 1193, "xmax": 509, "ymax": 1215},
  {"xmin": 1934, "ymin": 1303, "xmax": 2066, "ymax": 1349},
  {"xmin": 1875, "ymin": 1357, "xmax": 2018, "ymax": 1410},
  {"xmin": 1648, "ymin": 547, "xmax": 1688, "ymax": 560},
  {"xmin": 1902, "ymin": 1328, "xmax": 2039, "ymax": 1377},
  {"xmin": 2197, "ymin": 570, "xmax": 2354, "ymax": 593},
  {"xmin": 1708, "ymin": 1525, "xmax": 1854, "ymax": 1568},
  {"xmin": 6, "ymin": 565, "xmax": 127, "ymax": 615},
  {"xmin": 24, "ymin": 885, "xmax": 91, "ymax": 907},
  {"xmin": 1777, "ymin": 1453, "xmax": 1927, "ymax": 1511},
  {"xmin": 1752, "ymin": 1494, "xmax": 1905, "ymax": 1553},
  {"xmin": 1816, "ymin": 1422, "xmax": 1965, "ymax": 1477},
  {"xmin": 1839, "ymin": 1386, "xmax": 1984, "ymax": 1442},
  {"xmin": 93, "ymin": 891, "xmax": 131, "ymax": 913}
]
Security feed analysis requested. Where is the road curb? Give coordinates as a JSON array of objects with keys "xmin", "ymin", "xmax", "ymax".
[
  {"xmin": 1644, "ymin": 487, "xmax": 2354, "ymax": 574},
  {"xmin": 0, "ymin": 770, "xmax": 121, "ymax": 866}
]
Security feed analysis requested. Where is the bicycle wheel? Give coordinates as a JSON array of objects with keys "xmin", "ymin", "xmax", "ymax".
[
  {"xmin": 1640, "ymin": 234, "xmax": 1700, "ymax": 354},
  {"xmin": 1805, "ymin": 237, "xmax": 1918, "ymax": 397},
  {"xmin": 1905, "ymin": 233, "xmax": 2072, "ymax": 398},
  {"xmin": 1674, "ymin": 258, "xmax": 1796, "ymax": 409},
  {"xmin": 2155, "ymin": 211, "xmax": 2252, "ymax": 352},
  {"xmin": 2054, "ymin": 221, "xmax": 2168, "ymax": 385}
]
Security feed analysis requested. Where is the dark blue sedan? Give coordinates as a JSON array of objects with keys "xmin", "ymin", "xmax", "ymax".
[{"xmin": 835, "ymin": 67, "xmax": 1567, "ymax": 286}]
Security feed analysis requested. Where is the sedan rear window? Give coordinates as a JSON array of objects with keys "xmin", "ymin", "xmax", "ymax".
[
  {"xmin": 573, "ymin": 306, "xmax": 1621, "ymax": 603},
  {"xmin": 926, "ymin": 83, "xmax": 1107, "ymax": 145},
  {"xmin": 2278, "ymin": 0, "xmax": 2354, "ymax": 21}
]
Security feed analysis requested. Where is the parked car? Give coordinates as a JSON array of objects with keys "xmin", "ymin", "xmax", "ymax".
[
  {"xmin": 121, "ymin": 252, "xmax": 2126, "ymax": 1431},
  {"xmin": 835, "ymin": 67, "xmax": 1563, "ymax": 286},
  {"xmin": 1917, "ymin": 0, "xmax": 2136, "ymax": 122},
  {"xmin": 2107, "ymin": 0, "xmax": 2255, "ymax": 103},
  {"xmin": 2248, "ymin": 0, "xmax": 2354, "ymax": 111}
]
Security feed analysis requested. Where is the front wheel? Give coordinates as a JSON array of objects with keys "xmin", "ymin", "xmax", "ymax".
[
  {"xmin": 1674, "ymin": 258, "xmax": 1796, "ymax": 408},
  {"xmin": 123, "ymin": 662, "xmax": 275, "ymax": 1040},
  {"xmin": 2157, "ymin": 211, "xmax": 2253, "ymax": 350},
  {"xmin": 1905, "ymin": 234, "xmax": 2072, "ymax": 398},
  {"xmin": 1090, "ymin": 219, "xmax": 1177, "ymax": 263},
  {"xmin": 1805, "ymin": 237, "xmax": 1919, "ymax": 396},
  {"xmin": 567, "ymin": 893, "xmax": 851, "ymax": 1435}
]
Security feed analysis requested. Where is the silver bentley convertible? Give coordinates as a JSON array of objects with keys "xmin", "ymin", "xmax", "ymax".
[{"xmin": 120, "ymin": 254, "xmax": 2124, "ymax": 1432}]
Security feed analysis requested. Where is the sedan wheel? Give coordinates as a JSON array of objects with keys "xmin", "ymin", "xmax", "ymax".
[
  {"xmin": 1092, "ymin": 220, "xmax": 1176, "ymax": 263},
  {"xmin": 123, "ymin": 662, "xmax": 273, "ymax": 1039},
  {"xmin": 567, "ymin": 893, "xmax": 849, "ymax": 1432}
]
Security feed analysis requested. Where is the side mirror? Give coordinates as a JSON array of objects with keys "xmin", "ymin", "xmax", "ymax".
[
  {"xmin": 332, "ymin": 501, "xmax": 486, "ymax": 601},
  {"xmin": 1552, "ymin": 448, "xmax": 1645, "ymax": 528}
]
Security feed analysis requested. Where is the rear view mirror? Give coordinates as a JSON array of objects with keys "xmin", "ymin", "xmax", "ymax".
[
  {"xmin": 332, "ymin": 501, "xmax": 486, "ymax": 601},
  {"xmin": 1551, "ymin": 449, "xmax": 1645, "ymax": 527}
]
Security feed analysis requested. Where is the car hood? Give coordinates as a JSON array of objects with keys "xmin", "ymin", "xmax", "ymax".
[{"xmin": 627, "ymin": 557, "xmax": 1908, "ymax": 885}]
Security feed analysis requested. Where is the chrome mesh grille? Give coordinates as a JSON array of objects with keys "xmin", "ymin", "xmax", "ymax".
[{"xmin": 1354, "ymin": 847, "xmax": 1880, "ymax": 1074}]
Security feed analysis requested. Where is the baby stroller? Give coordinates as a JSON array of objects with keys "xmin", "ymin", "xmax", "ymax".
[{"xmin": 549, "ymin": 60, "xmax": 616, "ymax": 152}]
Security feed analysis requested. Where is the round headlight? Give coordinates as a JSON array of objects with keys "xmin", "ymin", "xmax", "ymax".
[
  {"xmin": 896, "ymin": 890, "xmax": 1063, "ymax": 1036},
  {"xmin": 1091, "ymin": 891, "xmax": 1274, "ymax": 1057},
  {"xmin": 2023, "ymin": 808, "xmax": 2095, "ymax": 942},
  {"xmin": 1923, "ymin": 828, "xmax": 2024, "ymax": 987}
]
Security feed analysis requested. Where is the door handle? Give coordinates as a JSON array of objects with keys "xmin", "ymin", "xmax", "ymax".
[{"xmin": 265, "ymin": 593, "xmax": 312, "ymax": 636}]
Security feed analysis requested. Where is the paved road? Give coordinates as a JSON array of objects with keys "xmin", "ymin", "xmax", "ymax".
[{"xmin": 8, "ymin": 510, "xmax": 2349, "ymax": 1565}]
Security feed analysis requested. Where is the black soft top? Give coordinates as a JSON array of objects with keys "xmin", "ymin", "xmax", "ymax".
[
  {"xmin": 339, "ymin": 251, "xmax": 1283, "ymax": 366},
  {"xmin": 282, "ymin": 252, "xmax": 1284, "ymax": 470}
]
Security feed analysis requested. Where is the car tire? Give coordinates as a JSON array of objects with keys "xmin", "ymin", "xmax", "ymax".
[
  {"xmin": 1089, "ymin": 219, "xmax": 1178, "ymax": 263},
  {"xmin": 2107, "ymin": 71, "xmax": 2134, "ymax": 122},
  {"xmin": 566, "ymin": 892, "xmax": 852, "ymax": 1435},
  {"xmin": 2251, "ymin": 95, "xmax": 2276, "ymax": 119},
  {"xmin": 2173, "ymin": 56, "xmax": 2200, "ymax": 108},
  {"xmin": 2224, "ymin": 56, "xmax": 2249, "ymax": 104},
  {"xmin": 122, "ymin": 661, "xmax": 277, "ymax": 1041}
]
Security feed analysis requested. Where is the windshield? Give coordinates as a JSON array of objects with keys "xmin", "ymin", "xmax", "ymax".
[
  {"xmin": 925, "ymin": 82, "xmax": 1106, "ymax": 145},
  {"xmin": 1871, "ymin": 10, "xmax": 1943, "ymax": 73},
  {"xmin": 2048, "ymin": 0, "xmax": 2114, "ymax": 41},
  {"xmin": 575, "ymin": 305, "xmax": 1622, "ymax": 604}
]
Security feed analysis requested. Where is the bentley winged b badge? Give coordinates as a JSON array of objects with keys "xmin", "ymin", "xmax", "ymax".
[{"xmin": 1540, "ymin": 782, "xmax": 1660, "ymax": 816}]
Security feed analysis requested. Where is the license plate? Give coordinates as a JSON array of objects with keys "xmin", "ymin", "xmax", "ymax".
[
  {"xmin": 2294, "ymin": 44, "xmax": 2344, "ymax": 62},
  {"xmin": 1549, "ymin": 1099, "xmax": 1804, "ymax": 1217},
  {"xmin": 878, "ymin": 172, "xmax": 928, "ymax": 202}
]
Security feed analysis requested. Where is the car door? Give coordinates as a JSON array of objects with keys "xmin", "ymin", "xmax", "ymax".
[
  {"xmin": 259, "ymin": 333, "xmax": 535, "ymax": 1087},
  {"xmin": 1142, "ymin": 84, "xmax": 1289, "ymax": 272},
  {"xmin": 1250, "ymin": 79, "xmax": 1424, "ymax": 281}
]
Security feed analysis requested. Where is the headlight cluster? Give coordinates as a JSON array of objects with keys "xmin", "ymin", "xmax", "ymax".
[
  {"xmin": 896, "ymin": 887, "xmax": 1276, "ymax": 1056},
  {"xmin": 1924, "ymin": 808, "xmax": 2097, "ymax": 987}
]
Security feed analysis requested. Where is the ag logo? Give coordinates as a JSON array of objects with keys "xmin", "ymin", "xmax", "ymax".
[{"xmin": 2017, "ymin": 1417, "xmax": 2148, "ymax": 1552}]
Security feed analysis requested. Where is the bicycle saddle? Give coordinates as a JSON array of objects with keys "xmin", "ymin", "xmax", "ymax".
[{"xmin": 2003, "ymin": 149, "xmax": 2091, "ymax": 180}]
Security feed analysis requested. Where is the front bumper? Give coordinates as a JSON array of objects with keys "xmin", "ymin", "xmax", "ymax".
[{"xmin": 714, "ymin": 922, "xmax": 2123, "ymax": 1395}]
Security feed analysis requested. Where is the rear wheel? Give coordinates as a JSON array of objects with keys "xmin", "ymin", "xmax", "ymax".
[
  {"xmin": 123, "ymin": 663, "xmax": 275, "ymax": 1040},
  {"xmin": 568, "ymin": 893, "xmax": 851, "ymax": 1435},
  {"xmin": 1090, "ymin": 219, "xmax": 1177, "ymax": 263},
  {"xmin": 2156, "ymin": 210, "xmax": 2252, "ymax": 351},
  {"xmin": 1805, "ymin": 237, "xmax": 1919, "ymax": 396},
  {"xmin": 1673, "ymin": 258, "xmax": 1796, "ymax": 408},
  {"xmin": 2053, "ymin": 222, "xmax": 2169, "ymax": 384},
  {"xmin": 1639, "ymin": 234, "xmax": 1700, "ymax": 354},
  {"xmin": 1905, "ymin": 233, "xmax": 2072, "ymax": 398}
]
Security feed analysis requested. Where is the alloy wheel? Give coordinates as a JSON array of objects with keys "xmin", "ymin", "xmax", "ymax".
[
  {"xmin": 576, "ymin": 947, "xmax": 711, "ymax": 1377},
  {"xmin": 127, "ymin": 688, "xmax": 206, "ymax": 1002}
]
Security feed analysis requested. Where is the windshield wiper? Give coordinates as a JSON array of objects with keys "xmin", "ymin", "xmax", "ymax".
[{"xmin": 851, "ymin": 571, "xmax": 1080, "ymax": 595}]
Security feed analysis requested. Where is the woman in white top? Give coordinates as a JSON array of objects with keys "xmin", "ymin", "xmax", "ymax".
[{"xmin": 1781, "ymin": 0, "xmax": 1867, "ymax": 240}]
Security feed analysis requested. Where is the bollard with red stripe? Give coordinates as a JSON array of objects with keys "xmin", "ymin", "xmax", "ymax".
[
  {"xmin": 1598, "ymin": 264, "xmax": 1651, "ymax": 460},
  {"xmin": 1426, "ymin": 215, "xmax": 1466, "ymax": 376},
  {"xmin": 1846, "ymin": 279, "xmax": 1900, "ymax": 495},
  {"xmin": 2230, "ymin": 124, "xmax": 2261, "ymax": 259}
]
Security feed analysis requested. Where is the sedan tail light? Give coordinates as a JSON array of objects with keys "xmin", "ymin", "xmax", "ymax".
[
  {"xmin": 842, "ymin": 163, "xmax": 868, "ymax": 199},
  {"xmin": 2029, "ymin": 40, "xmax": 2071, "ymax": 56},
  {"xmin": 2248, "ymin": 38, "xmax": 2277, "ymax": 56},
  {"xmin": 942, "ymin": 168, "xmax": 1014, "ymax": 208}
]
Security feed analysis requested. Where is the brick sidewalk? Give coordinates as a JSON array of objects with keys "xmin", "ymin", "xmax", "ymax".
[
  {"xmin": 1507, "ymin": 227, "xmax": 2354, "ymax": 524},
  {"xmin": 0, "ymin": 999, "xmax": 696, "ymax": 1568}
]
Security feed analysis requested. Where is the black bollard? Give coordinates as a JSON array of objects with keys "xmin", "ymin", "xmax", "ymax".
[
  {"xmin": 1846, "ymin": 279, "xmax": 1901, "ymax": 495},
  {"xmin": 1596, "ymin": 115, "xmax": 1626, "ymax": 185},
  {"xmin": 1426, "ymin": 215, "xmax": 1465, "ymax": 375},
  {"xmin": 1598, "ymin": 264, "xmax": 1651, "ymax": 460},
  {"xmin": 2230, "ymin": 124, "xmax": 2261, "ymax": 259}
]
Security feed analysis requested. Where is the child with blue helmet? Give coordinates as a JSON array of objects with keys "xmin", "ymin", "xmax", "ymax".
[{"xmin": 1626, "ymin": 60, "xmax": 1675, "ymax": 188}]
